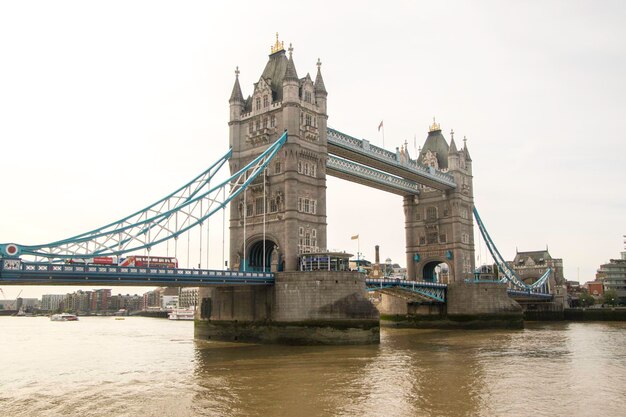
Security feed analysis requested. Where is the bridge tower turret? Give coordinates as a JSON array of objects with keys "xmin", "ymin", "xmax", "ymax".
[
  {"xmin": 405, "ymin": 121, "xmax": 475, "ymax": 282},
  {"xmin": 228, "ymin": 35, "xmax": 328, "ymax": 272}
]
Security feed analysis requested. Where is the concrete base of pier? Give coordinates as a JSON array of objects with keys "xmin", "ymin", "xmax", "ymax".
[
  {"xmin": 377, "ymin": 282, "xmax": 524, "ymax": 329},
  {"xmin": 195, "ymin": 271, "xmax": 380, "ymax": 345}
]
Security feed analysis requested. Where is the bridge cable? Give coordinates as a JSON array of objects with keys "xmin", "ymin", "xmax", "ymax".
[
  {"xmin": 222, "ymin": 187, "xmax": 225, "ymax": 270},
  {"xmin": 199, "ymin": 198, "xmax": 203, "ymax": 269},
  {"xmin": 263, "ymin": 167, "xmax": 266, "ymax": 272},
  {"xmin": 243, "ymin": 170, "xmax": 247, "ymax": 272}
]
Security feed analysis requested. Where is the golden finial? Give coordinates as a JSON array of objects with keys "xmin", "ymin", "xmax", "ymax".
[
  {"xmin": 271, "ymin": 32, "xmax": 285, "ymax": 54},
  {"xmin": 429, "ymin": 117, "xmax": 441, "ymax": 132}
]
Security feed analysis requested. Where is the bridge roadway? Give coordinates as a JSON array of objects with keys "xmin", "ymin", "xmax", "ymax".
[
  {"xmin": 0, "ymin": 258, "xmax": 273, "ymax": 287},
  {"xmin": 1, "ymin": 258, "xmax": 552, "ymax": 302}
]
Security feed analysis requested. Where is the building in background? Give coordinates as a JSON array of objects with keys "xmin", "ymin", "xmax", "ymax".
[
  {"xmin": 509, "ymin": 249, "xmax": 565, "ymax": 294},
  {"xmin": 90, "ymin": 289, "xmax": 111, "ymax": 312},
  {"xmin": 596, "ymin": 251, "xmax": 626, "ymax": 303},
  {"xmin": 178, "ymin": 288, "xmax": 198, "ymax": 308},
  {"xmin": 41, "ymin": 294, "xmax": 65, "ymax": 311}
]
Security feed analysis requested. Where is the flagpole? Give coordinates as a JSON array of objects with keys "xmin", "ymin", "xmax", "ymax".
[
  {"xmin": 358, "ymin": 236, "xmax": 360, "ymax": 272},
  {"xmin": 382, "ymin": 125, "xmax": 385, "ymax": 149}
]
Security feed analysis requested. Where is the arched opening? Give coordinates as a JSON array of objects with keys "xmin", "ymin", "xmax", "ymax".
[
  {"xmin": 422, "ymin": 261, "xmax": 449, "ymax": 283},
  {"xmin": 246, "ymin": 240, "xmax": 278, "ymax": 272}
]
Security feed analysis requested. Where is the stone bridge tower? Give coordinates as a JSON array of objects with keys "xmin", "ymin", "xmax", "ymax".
[
  {"xmin": 228, "ymin": 36, "xmax": 328, "ymax": 272},
  {"xmin": 404, "ymin": 120, "xmax": 475, "ymax": 282}
]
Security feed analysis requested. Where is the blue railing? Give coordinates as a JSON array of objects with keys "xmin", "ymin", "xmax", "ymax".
[
  {"xmin": 365, "ymin": 278, "xmax": 447, "ymax": 303},
  {"xmin": 0, "ymin": 258, "xmax": 274, "ymax": 286}
]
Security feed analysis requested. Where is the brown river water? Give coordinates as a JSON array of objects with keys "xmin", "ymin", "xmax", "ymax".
[{"xmin": 1, "ymin": 316, "xmax": 625, "ymax": 417}]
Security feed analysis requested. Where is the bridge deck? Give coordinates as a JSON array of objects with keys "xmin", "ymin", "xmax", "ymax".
[{"xmin": 0, "ymin": 259, "xmax": 273, "ymax": 286}]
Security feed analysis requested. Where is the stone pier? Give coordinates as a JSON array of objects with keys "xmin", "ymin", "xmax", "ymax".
[
  {"xmin": 375, "ymin": 282, "xmax": 523, "ymax": 329},
  {"xmin": 195, "ymin": 271, "xmax": 380, "ymax": 345}
]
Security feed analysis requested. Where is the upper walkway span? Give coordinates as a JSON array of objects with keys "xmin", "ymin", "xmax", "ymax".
[{"xmin": 327, "ymin": 128, "xmax": 457, "ymax": 191}]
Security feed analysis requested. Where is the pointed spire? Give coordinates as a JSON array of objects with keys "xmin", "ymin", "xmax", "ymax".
[
  {"xmin": 229, "ymin": 66, "xmax": 244, "ymax": 103},
  {"xmin": 284, "ymin": 43, "xmax": 299, "ymax": 82},
  {"xmin": 449, "ymin": 129, "xmax": 458, "ymax": 154},
  {"xmin": 314, "ymin": 58, "xmax": 327, "ymax": 95},
  {"xmin": 463, "ymin": 135, "xmax": 472, "ymax": 161}
]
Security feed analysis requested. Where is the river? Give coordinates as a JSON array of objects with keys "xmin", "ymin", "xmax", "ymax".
[{"xmin": 1, "ymin": 317, "xmax": 625, "ymax": 417}]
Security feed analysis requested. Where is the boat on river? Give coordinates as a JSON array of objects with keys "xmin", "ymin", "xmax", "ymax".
[
  {"xmin": 167, "ymin": 308, "xmax": 195, "ymax": 320},
  {"xmin": 50, "ymin": 313, "xmax": 79, "ymax": 321}
]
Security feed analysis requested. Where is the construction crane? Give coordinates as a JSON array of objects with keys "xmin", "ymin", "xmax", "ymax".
[{"xmin": 0, "ymin": 288, "xmax": 22, "ymax": 310}]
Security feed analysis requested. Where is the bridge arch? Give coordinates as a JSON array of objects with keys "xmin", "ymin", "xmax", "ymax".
[
  {"xmin": 421, "ymin": 259, "xmax": 450, "ymax": 283},
  {"xmin": 245, "ymin": 237, "xmax": 281, "ymax": 273}
]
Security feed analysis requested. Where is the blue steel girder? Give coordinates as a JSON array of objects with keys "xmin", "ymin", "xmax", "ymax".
[
  {"xmin": 507, "ymin": 289, "xmax": 554, "ymax": 301},
  {"xmin": 366, "ymin": 278, "xmax": 447, "ymax": 303},
  {"xmin": 0, "ymin": 132, "xmax": 288, "ymax": 261},
  {"xmin": 473, "ymin": 207, "xmax": 553, "ymax": 292},
  {"xmin": 327, "ymin": 128, "xmax": 456, "ymax": 191},
  {"xmin": 327, "ymin": 155, "xmax": 421, "ymax": 196},
  {"xmin": 0, "ymin": 258, "xmax": 273, "ymax": 287}
]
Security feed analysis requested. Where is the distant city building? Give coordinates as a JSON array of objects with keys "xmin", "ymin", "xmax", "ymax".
[
  {"xmin": 178, "ymin": 288, "xmax": 198, "ymax": 308},
  {"xmin": 597, "ymin": 251, "xmax": 626, "ymax": 302},
  {"xmin": 475, "ymin": 264, "xmax": 498, "ymax": 281},
  {"xmin": 41, "ymin": 294, "xmax": 65, "ymax": 311},
  {"xmin": 111, "ymin": 294, "xmax": 142, "ymax": 312},
  {"xmin": 90, "ymin": 289, "xmax": 111, "ymax": 312},
  {"xmin": 585, "ymin": 281, "xmax": 604, "ymax": 298},
  {"xmin": 162, "ymin": 295, "xmax": 179, "ymax": 310},
  {"xmin": 143, "ymin": 289, "xmax": 161, "ymax": 310},
  {"xmin": 508, "ymin": 249, "xmax": 565, "ymax": 293}
]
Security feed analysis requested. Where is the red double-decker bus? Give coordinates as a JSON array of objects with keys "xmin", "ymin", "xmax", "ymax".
[{"xmin": 119, "ymin": 256, "xmax": 178, "ymax": 269}]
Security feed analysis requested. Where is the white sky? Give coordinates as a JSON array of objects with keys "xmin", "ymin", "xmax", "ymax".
[{"xmin": 1, "ymin": 1, "xmax": 625, "ymax": 299}]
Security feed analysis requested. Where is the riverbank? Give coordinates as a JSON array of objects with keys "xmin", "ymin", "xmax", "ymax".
[
  {"xmin": 130, "ymin": 310, "xmax": 169, "ymax": 318},
  {"xmin": 524, "ymin": 307, "xmax": 626, "ymax": 321}
]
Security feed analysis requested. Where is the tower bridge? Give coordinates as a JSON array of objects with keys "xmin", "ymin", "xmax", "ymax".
[{"xmin": 0, "ymin": 36, "xmax": 561, "ymax": 343}]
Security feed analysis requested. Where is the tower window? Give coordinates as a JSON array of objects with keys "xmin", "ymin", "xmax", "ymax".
[
  {"xmin": 271, "ymin": 116, "xmax": 276, "ymax": 127},
  {"xmin": 255, "ymin": 198, "xmax": 265, "ymax": 215},
  {"xmin": 274, "ymin": 162, "xmax": 281, "ymax": 174},
  {"xmin": 304, "ymin": 91, "xmax": 312, "ymax": 103},
  {"xmin": 427, "ymin": 207, "xmax": 437, "ymax": 220},
  {"xmin": 263, "ymin": 95, "xmax": 269, "ymax": 108},
  {"xmin": 255, "ymin": 97, "xmax": 261, "ymax": 110}
]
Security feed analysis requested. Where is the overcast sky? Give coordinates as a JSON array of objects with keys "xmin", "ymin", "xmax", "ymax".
[{"xmin": 1, "ymin": 1, "xmax": 625, "ymax": 299}]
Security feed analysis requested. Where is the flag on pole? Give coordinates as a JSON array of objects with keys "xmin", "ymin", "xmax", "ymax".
[
  {"xmin": 351, "ymin": 234, "xmax": 359, "ymax": 240},
  {"xmin": 378, "ymin": 120, "xmax": 384, "ymax": 131}
]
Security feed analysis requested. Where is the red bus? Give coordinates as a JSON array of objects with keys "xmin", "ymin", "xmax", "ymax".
[
  {"xmin": 119, "ymin": 256, "xmax": 178, "ymax": 269},
  {"xmin": 68, "ymin": 256, "xmax": 116, "ymax": 265}
]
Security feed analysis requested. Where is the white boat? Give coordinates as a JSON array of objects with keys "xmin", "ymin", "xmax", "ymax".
[
  {"xmin": 50, "ymin": 313, "xmax": 79, "ymax": 321},
  {"xmin": 168, "ymin": 308, "xmax": 195, "ymax": 320}
]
